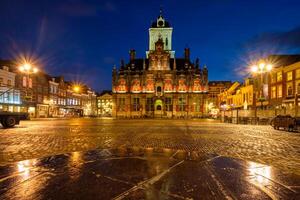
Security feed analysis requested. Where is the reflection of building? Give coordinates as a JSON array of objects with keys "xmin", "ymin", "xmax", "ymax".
[
  {"xmin": 97, "ymin": 91, "xmax": 112, "ymax": 117},
  {"xmin": 112, "ymin": 12, "xmax": 208, "ymax": 118},
  {"xmin": 0, "ymin": 64, "xmax": 21, "ymax": 112}
]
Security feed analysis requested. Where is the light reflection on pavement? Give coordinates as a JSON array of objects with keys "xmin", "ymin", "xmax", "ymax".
[
  {"xmin": 0, "ymin": 147, "xmax": 299, "ymax": 199},
  {"xmin": 0, "ymin": 118, "xmax": 300, "ymax": 199}
]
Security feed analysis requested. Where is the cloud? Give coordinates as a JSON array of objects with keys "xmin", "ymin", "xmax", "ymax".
[{"xmin": 244, "ymin": 26, "xmax": 300, "ymax": 51}]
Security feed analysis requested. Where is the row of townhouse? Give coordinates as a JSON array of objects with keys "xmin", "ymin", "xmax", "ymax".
[
  {"xmin": 218, "ymin": 55, "xmax": 300, "ymax": 117},
  {"xmin": 0, "ymin": 60, "xmax": 97, "ymax": 118}
]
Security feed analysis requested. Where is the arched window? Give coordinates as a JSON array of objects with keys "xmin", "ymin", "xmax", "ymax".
[{"xmin": 157, "ymin": 86, "xmax": 162, "ymax": 92}]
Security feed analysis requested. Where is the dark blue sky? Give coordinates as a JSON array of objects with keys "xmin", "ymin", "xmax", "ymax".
[{"xmin": 1, "ymin": 0, "xmax": 300, "ymax": 92}]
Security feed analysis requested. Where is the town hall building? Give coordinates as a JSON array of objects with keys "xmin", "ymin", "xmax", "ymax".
[{"xmin": 112, "ymin": 12, "xmax": 209, "ymax": 118}]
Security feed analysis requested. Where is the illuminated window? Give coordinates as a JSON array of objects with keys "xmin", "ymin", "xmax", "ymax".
[
  {"xmin": 287, "ymin": 83, "xmax": 293, "ymax": 96},
  {"xmin": 296, "ymin": 69, "xmax": 300, "ymax": 79},
  {"xmin": 22, "ymin": 76, "xmax": 27, "ymax": 87},
  {"xmin": 287, "ymin": 71, "xmax": 293, "ymax": 81},
  {"xmin": 297, "ymin": 82, "xmax": 300, "ymax": 94},
  {"xmin": 277, "ymin": 85, "xmax": 282, "ymax": 98},
  {"xmin": 271, "ymin": 73, "xmax": 276, "ymax": 83},
  {"xmin": 277, "ymin": 72, "xmax": 282, "ymax": 82},
  {"xmin": 271, "ymin": 86, "xmax": 276, "ymax": 99},
  {"xmin": 28, "ymin": 78, "xmax": 32, "ymax": 88}
]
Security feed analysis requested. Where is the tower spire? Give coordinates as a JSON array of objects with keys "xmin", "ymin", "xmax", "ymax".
[{"xmin": 160, "ymin": 5, "xmax": 163, "ymax": 16}]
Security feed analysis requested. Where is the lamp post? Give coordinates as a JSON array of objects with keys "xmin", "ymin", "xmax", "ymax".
[
  {"xmin": 72, "ymin": 84, "xmax": 82, "ymax": 116},
  {"xmin": 19, "ymin": 62, "xmax": 38, "ymax": 113},
  {"xmin": 250, "ymin": 61, "xmax": 273, "ymax": 110}
]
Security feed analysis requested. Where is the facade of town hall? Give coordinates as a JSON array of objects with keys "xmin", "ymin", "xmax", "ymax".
[{"xmin": 112, "ymin": 13, "xmax": 209, "ymax": 118}]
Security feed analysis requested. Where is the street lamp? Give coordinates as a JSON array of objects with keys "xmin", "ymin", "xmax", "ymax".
[
  {"xmin": 73, "ymin": 85, "xmax": 80, "ymax": 93},
  {"xmin": 250, "ymin": 60, "xmax": 273, "ymax": 109},
  {"xmin": 18, "ymin": 62, "xmax": 39, "ymax": 112},
  {"xmin": 72, "ymin": 84, "xmax": 82, "ymax": 116}
]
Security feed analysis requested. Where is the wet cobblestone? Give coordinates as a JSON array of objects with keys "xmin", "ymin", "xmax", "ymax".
[{"xmin": 0, "ymin": 118, "xmax": 300, "ymax": 175}]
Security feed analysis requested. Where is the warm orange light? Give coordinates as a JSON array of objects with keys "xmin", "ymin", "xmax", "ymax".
[
  {"xmin": 251, "ymin": 65, "xmax": 258, "ymax": 73},
  {"xmin": 266, "ymin": 64, "xmax": 272, "ymax": 71},
  {"xmin": 19, "ymin": 66, "xmax": 25, "ymax": 72},
  {"xmin": 259, "ymin": 63, "xmax": 265, "ymax": 70},
  {"xmin": 23, "ymin": 63, "xmax": 31, "ymax": 70},
  {"xmin": 18, "ymin": 62, "xmax": 39, "ymax": 73},
  {"xmin": 73, "ymin": 86, "xmax": 80, "ymax": 93}
]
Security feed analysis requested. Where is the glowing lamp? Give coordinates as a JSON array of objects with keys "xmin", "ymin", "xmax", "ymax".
[
  {"xmin": 259, "ymin": 63, "xmax": 265, "ymax": 70},
  {"xmin": 251, "ymin": 65, "xmax": 258, "ymax": 73},
  {"xmin": 24, "ymin": 63, "xmax": 31, "ymax": 71}
]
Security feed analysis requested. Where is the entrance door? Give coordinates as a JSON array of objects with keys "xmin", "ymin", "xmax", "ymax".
[{"xmin": 154, "ymin": 99, "xmax": 163, "ymax": 117}]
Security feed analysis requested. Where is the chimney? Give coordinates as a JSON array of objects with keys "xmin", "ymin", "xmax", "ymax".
[
  {"xmin": 129, "ymin": 49, "xmax": 136, "ymax": 61},
  {"xmin": 184, "ymin": 48, "xmax": 190, "ymax": 60}
]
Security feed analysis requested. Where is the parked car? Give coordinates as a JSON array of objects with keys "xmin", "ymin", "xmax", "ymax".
[{"xmin": 270, "ymin": 115, "xmax": 300, "ymax": 131}]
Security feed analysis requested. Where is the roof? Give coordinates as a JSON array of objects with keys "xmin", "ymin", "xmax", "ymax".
[
  {"xmin": 150, "ymin": 13, "xmax": 171, "ymax": 28},
  {"xmin": 99, "ymin": 90, "xmax": 112, "ymax": 96},
  {"xmin": 208, "ymin": 81, "xmax": 232, "ymax": 86},
  {"xmin": 266, "ymin": 55, "xmax": 300, "ymax": 68},
  {"xmin": 121, "ymin": 58, "xmax": 196, "ymax": 72}
]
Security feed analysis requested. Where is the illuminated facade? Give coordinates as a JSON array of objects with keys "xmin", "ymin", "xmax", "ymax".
[
  {"xmin": 112, "ymin": 13, "xmax": 208, "ymax": 118},
  {"xmin": 0, "ymin": 65, "xmax": 21, "ymax": 112},
  {"xmin": 97, "ymin": 91, "xmax": 112, "ymax": 117}
]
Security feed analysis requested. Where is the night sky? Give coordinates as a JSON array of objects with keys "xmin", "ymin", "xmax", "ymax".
[{"xmin": 1, "ymin": 0, "xmax": 300, "ymax": 92}]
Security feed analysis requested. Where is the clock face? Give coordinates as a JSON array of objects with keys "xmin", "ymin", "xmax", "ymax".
[{"xmin": 158, "ymin": 20, "xmax": 164, "ymax": 27}]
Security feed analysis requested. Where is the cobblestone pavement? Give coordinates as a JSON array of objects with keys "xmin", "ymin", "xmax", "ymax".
[{"xmin": 0, "ymin": 118, "xmax": 300, "ymax": 176}]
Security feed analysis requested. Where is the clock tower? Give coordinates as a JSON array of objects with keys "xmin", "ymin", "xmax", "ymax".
[{"xmin": 146, "ymin": 10, "xmax": 175, "ymax": 58}]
